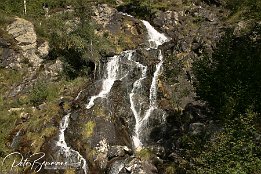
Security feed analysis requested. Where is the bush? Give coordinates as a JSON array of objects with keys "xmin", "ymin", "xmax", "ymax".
[
  {"xmin": 193, "ymin": 25, "xmax": 261, "ymax": 120},
  {"xmin": 194, "ymin": 110, "xmax": 261, "ymax": 174},
  {"xmin": 29, "ymin": 80, "xmax": 59, "ymax": 106},
  {"xmin": 225, "ymin": 0, "xmax": 261, "ymax": 19},
  {"xmin": 191, "ymin": 19, "xmax": 261, "ymax": 174},
  {"xmin": 29, "ymin": 81, "xmax": 49, "ymax": 105}
]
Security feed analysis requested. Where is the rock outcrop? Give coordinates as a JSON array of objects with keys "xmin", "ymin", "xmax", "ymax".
[
  {"xmin": 92, "ymin": 4, "xmax": 146, "ymax": 53},
  {"xmin": 6, "ymin": 17, "xmax": 44, "ymax": 67},
  {"xmin": 78, "ymin": 2, "xmax": 231, "ymax": 173},
  {"xmin": 2, "ymin": 1, "xmax": 252, "ymax": 174}
]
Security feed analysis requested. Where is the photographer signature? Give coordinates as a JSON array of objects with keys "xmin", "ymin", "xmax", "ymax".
[{"xmin": 2, "ymin": 152, "xmax": 80, "ymax": 173}]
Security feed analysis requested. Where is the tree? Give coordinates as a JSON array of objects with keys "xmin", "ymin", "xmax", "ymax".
[{"xmin": 23, "ymin": 0, "xmax": 27, "ymax": 15}]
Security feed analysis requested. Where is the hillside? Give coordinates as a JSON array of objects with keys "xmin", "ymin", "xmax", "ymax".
[{"xmin": 0, "ymin": 0, "xmax": 260, "ymax": 174}]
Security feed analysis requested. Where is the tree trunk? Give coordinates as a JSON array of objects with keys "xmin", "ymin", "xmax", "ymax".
[{"xmin": 23, "ymin": 0, "xmax": 27, "ymax": 15}]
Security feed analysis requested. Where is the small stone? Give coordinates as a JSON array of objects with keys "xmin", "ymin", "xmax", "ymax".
[
  {"xmin": 108, "ymin": 146, "xmax": 132, "ymax": 159},
  {"xmin": 37, "ymin": 41, "xmax": 49, "ymax": 58},
  {"xmin": 189, "ymin": 122, "xmax": 205, "ymax": 135}
]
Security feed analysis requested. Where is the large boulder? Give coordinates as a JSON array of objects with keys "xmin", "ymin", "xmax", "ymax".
[{"xmin": 6, "ymin": 17, "xmax": 49, "ymax": 67}]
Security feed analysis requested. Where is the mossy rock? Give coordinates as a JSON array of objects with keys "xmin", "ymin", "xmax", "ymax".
[{"xmin": 82, "ymin": 121, "xmax": 96, "ymax": 139}]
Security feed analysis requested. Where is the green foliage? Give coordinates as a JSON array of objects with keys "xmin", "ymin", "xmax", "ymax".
[
  {"xmin": 225, "ymin": 0, "xmax": 261, "ymax": 19},
  {"xmin": 34, "ymin": 3, "xmax": 115, "ymax": 78},
  {"xmin": 117, "ymin": 0, "xmax": 154, "ymax": 20},
  {"xmin": 165, "ymin": 164, "xmax": 176, "ymax": 174},
  {"xmin": 194, "ymin": 110, "xmax": 261, "ymax": 174},
  {"xmin": 0, "ymin": 110, "xmax": 18, "ymax": 155},
  {"xmin": 136, "ymin": 148, "xmax": 154, "ymax": 160},
  {"xmin": 29, "ymin": 80, "xmax": 59, "ymax": 106},
  {"xmin": 0, "ymin": 70, "xmax": 24, "ymax": 160},
  {"xmin": 0, "ymin": 0, "xmax": 89, "ymax": 17},
  {"xmin": 1, "ymin": 0, "xmax": 113, "ymax": 79},
  {"xmin": 193, "ymin": 25, "xmax": 261, "ymax": 120},
  {"xmin": 0, "ymin": 0, "xmax": 23, "ymax": 15},
  {"xmin": 29, "ymin": 82, "xmax": 48, "ymax": 106},
  {"xmin": 47, "ymin": 16, "xmax": 96, "ymax": 78},
  {"xmin": 192, "ymin": 21, "xmax": 261, "ymax": 174},
  {"xmin": 117, "ymin": 0, "xmax": 183, "ymax": 21}
]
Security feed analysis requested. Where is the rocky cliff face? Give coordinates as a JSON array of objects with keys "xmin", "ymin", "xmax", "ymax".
[
  {"xmin": 54, "ymin": 3, "xmax": 230, "ymax": 174},
  {"xmin": 93, "ymin": 4, "xmax": 147, "ymax": 53},
  {"xmin": 0, "ymin": 17, "xmax": 64, "ymax": 97},
  {"xmin": 3, "ymin": 17, "xmax": 46, "ymax": 68},
  {"xmin": 1, "ymin": 1, "xmax": 249, "ymax": 174}
]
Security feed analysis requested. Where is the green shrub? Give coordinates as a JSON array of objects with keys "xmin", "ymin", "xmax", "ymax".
[
  {"xmin": 225, "ymin": 0, "xmax": 261, "ymax": 19},
  {"xmin": 82, "ymin": 121, "xmax": 96, "ymax": 138},
  {"xmin": 194, "ymin": 110, "xmax": 261, "ymax": 174},
  {"xmin": 136, "ymin": 148, "xmax": 154, "ymax": 160},
  {"xmin": 193, "ymin": 26, "xmax": 261, "ymax": 120},
  {"xmin": 29, "ymin": 80, "xmax": 59, "ymax": 106},
  {"xmin": 29, "ymin": 81, "xmax": 48, "ymax": 105},
  {"xmin": 191, "ymin": 20, "xmax": 261, "ymax": 174}
]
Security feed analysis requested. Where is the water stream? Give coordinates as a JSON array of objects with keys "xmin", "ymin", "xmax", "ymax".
[
  {"xmin": 132, "ymin": 21, "xmax": 169, "ymax": 149},
  {"xmin": 85, "ymin": 13, "xmax": 169, "ymax": 149},
  {"xmin": 56, "ymin": 113, "xmax": 88, "ymax": 174},
  {"xmin": 55, "ymin": 12, "xmax": 169, "ymax": 174},
  {"xmin": 86, "ymin": 55, "xmax": 120, "ymax": 109}
]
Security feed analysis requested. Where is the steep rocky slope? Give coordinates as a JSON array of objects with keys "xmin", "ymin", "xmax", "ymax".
[{"xmin": 0, "ymin": 0, "xmax": 260, "ymax": 174}]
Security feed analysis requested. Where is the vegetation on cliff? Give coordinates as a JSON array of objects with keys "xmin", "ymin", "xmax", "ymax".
[
  {"xmin": 192, "ymin": 17, "xmax": 261, "ymax": 174},
  {"xmin": 0, "ymin": 0, "xmax": 261, "ymax": 174}
]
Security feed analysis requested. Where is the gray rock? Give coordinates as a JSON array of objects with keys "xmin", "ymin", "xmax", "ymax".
[
  {"xmin": 0, "ymin": 38, "xmax": 10, "ymax": 47},
  {"xmin": 92, "ymin": 4, "xmax": 117, "ymax": 28},
  {"xmin": 142, "ymin": 161, "xmax": 158, "ymax": 174},
  {"xmin": 38, "ymin": 102, "xmax": 47, "ymax": 110},
  {"xmin": 124, "ymin": 158, "xmax": 158, "ymax": 174},
  {"xmin": 189, "ymin": 122, "xmax": 205, "ymax": 135},
  {"xmin": 6, "ymin": 17, "xmax": 43, "ymax": 67},
  {"xmin": 6, "ymin": 18, "xmax": 37, "ymax": 45},
  {"xmin": 37, "ymin": 41, "xmax": 49, "ymax": 58},
  {"xmin": 108, "ymin": 158, "xmax": 126, "ymax": 174},
  {"xmin": 108, "ymin": 146, "xmax": 132, "ymax": 159},
  {"xmin": 44, "ymin": 59, "xmax": 63, "ymax": 79},
  {"xmin": 233, "ymin": 20, "xmax": 252, "ymax": 36},
  {"xmin": 0, "ymin": 48, "xmax": 21, "ymax": 69}
]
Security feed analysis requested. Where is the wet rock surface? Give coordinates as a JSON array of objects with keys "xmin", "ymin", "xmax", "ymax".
[
  {"xmin": 62, "ymin": 2, "xmax": 233, "ymax": 173},
  {"xmin": 2, "ymin": 1, "xmax": 250, "ymax": 174}
]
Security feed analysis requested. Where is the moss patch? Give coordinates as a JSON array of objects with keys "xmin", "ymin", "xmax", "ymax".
[{"xmin": 82, "ymin": 121, "xmax": 96, "ymax": 139}]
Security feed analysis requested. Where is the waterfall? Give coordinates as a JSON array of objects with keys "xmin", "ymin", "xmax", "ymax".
[
  {"xmin": 141, "ymin": 20, "xmax": 169, "ymax": 49},
  {"xmin": 86, "ymin": 55, "xmax": 119, "ymax": 109},
  {"xmin": 143, "ymin": 50, "xmax": 164, "ymax": 121},
  {"xmin": 55, "ymin": 113, "xmax": 88, "ymax": 174},
  {"xmin": 131, "ymin": 20, "xmax": 169, "ymax": 149},
  {"xmin": 129, "ymin": 60, "xmax": 148, "ymax": 148},
  {"xmin": 85, "ymin": 12, "xmax": 169, "ymax": 150},
  {"xmin": 86, "ymin": 51, "xmax": 135, "ymax": 109},
  {"xmin": 11, "ymin": 129, "xmax": 21, "ymax": 148}
]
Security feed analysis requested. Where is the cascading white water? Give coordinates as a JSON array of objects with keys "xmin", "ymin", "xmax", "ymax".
[
  {"xmin": 56, "ymin": 113, "xmax": 88, "ymax": 174},
  {"xmin": 143, "ymin": 50, "xmax": 164, "ymax": 121},
  {"xmin": 11, "ymin": 129, "xmax": 21, "ymax": 148},
  {"xmin": 86, "ymin": 51, "xmax": 135, "ymax": 109},
  {"xmin": 129, "ymin": 59, "xmax": 148, "ymax": 148},
  {"xmin": 141, "ymin": 20, "xmax": 169, "ymax": 49},
  {"xmin": 86, "ymin": 55, "xmax": 120, "ymax": 109},
  {"xmin": 131, "ymin": 20, "xmax": 169, "ymax": 149},
  {"xmin": 85, "ymin": 12, "xmax": 169, "ymax": 150}
]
